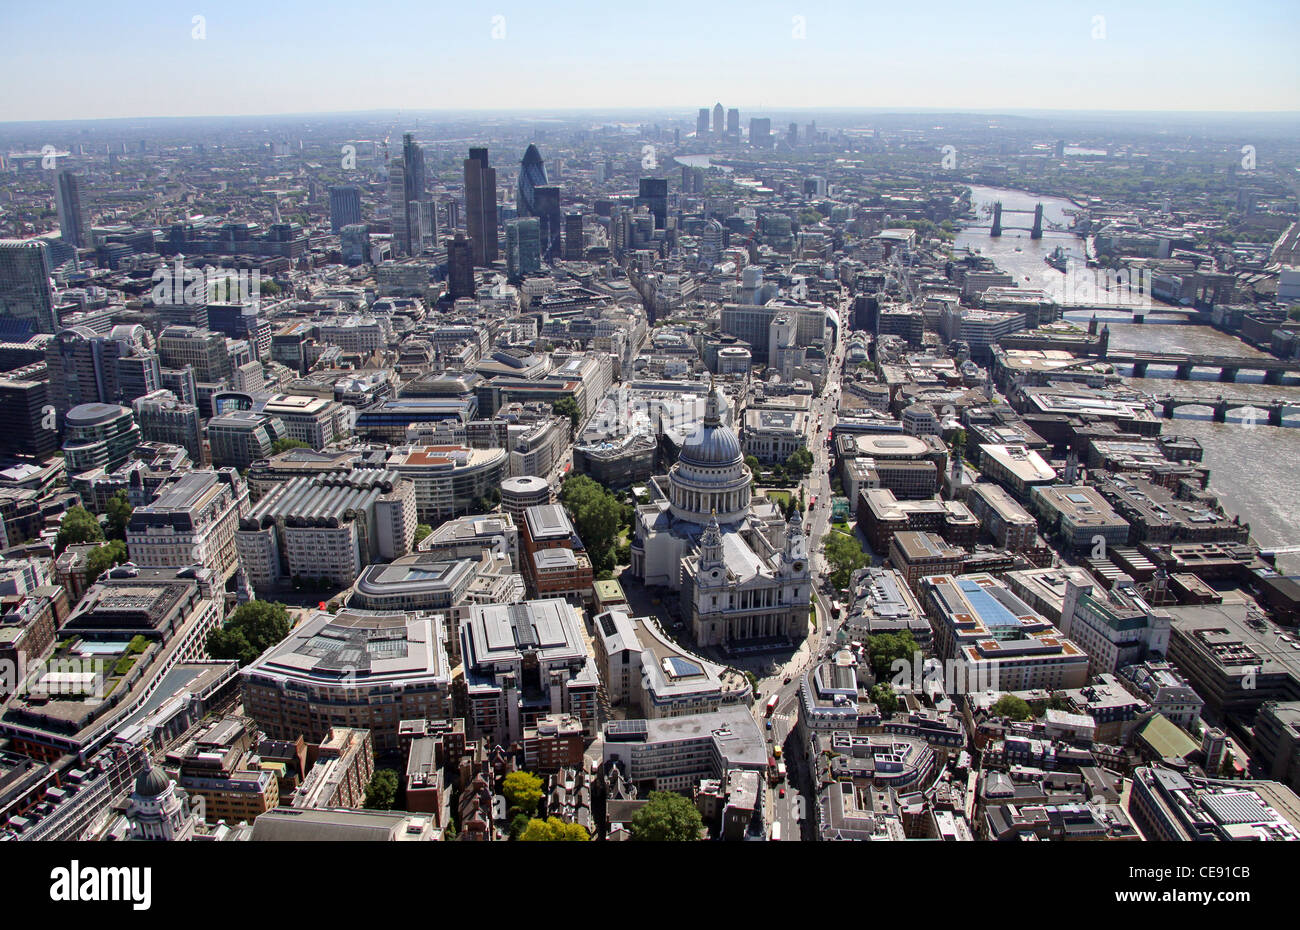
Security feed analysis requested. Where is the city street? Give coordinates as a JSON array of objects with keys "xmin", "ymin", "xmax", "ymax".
[{"xmin": 754, "ymin": 312, "xmax": 848, "ymax": 838}]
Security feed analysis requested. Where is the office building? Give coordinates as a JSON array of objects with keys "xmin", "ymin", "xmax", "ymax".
[
  {"xmin": 0, "ymin": 240, "xmax": 58, "ymax": 335},
  {"xmin": 463, "ymin": 147, "xmax": 498, "ymax": 266},
  {"xmin": 458, "ymin": 598, "xmax": 600, "ymax": 744},
  {"xmin": 386, "ymin": 445, "xmax": 509, "ymax": 524},
  {"xmin": 62, "ymin": 402, "xmax": 140, "ymax": 474},
  {"xmin": 127, "ymin": 469, "xmax": 249, "ymax": 581},
  {"xmin": 241, "ymin": 609, "xmax": 452, "ymax": 753},
  {"xmin": 54, "ymin": 170, "xmax": 91, "ymax": 250},
  {"xmin": 966, "ymin": 482, "xmax": 1038, "ymax": 550},
  {"xmin": 636, "ymin": 178, "xmax": 668, "ymax": 229},
  {"xmin": 1129, "ymin": 766, "xmax": 1300, "ymax": 841},
  {"xmin": 260, "ymin": 393, "xmax": 348, "ymax": 450},
  {"xmin": 45, "ymin": 323, "xmax": 156, "ymax": 416},
  {"xmin": 592, "ymin": 608, "xmax": 750, "ymax": 719},
  {"xmin": 132, "ymin": 389, "xmax": 204, "ymax": 463},
  {"xmin": 1031, "ymin": 484, "xmax": 1130, "ymax": 554},
  {"xmin": 208, "ymin": 410, "xmax": 287, "ymax": 469},
  {"xmin": 447, "ymin": 233, "xmax": 475, "ymax": 299},
  {"xmin": 0, "ymin": 566, "xmax": 227, "ymax": 761},
  {"xmin": 919, "ymin": 573, "xmax": 1090, "ymax": 692},
  {"xmin": 169, "ymin": 715, "xmax": 279, "ymax": 824},
  {"xmin": 0, "ymin": 365, "xmax": 59, "ymax": 458},
  {"xmin": 602, "ymin": 706, "xmax": 768, "ymax": 794},
  {"xmin": 506, "ymin": 218, "xmax": 542, "ymax": 280},
  {"xmin": 236, "ymin": 468, "xmax": 416, "ymax": 590},
  {"xmin": 328, "ymin": 185, "xmax": 362, "ymax": 234},
  {"xmin": 389, "ymin": 134, "xmax": 428, "ymax": 256},
  {"xmin": 564, "ymin": 211, "xmax": 584, "ymax": 260},
  {"xmin": 978, "ymin": 444, "xmax": 1057, "ymax": 502}
]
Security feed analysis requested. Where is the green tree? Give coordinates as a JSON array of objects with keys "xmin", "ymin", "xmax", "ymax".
[
  {"xmin": 364, "ymin": 769, "xmax": 399, "ymax": 810},
  {"xmin": 991, "ymin": 694, "xmax": 1034, "ymax": 722},
  {"xmin": 823, "ymin": 531, "xmax": 868, "ymax": 589},
  {"xmin": 501, "ymin": 770, "xmax": 544, "ymax": 816},
  {"xmin": 271, "ymin": 437, "xmax": 311, "ymax": 455},
  {"xmin": 559, "ymin": 475, "xmax": 623, "ymax": 573},
  {"xmin": 509, "ymin": 811, "xmax": 533, "ymax": 840},
  {"xmin": 552, "ymin": 396, "xmax": 581, "ymax": 430},
  {"xmin": 206, "ymin": 600, "xmax": 292, "ymax": 666},
  {"xmin": 84, "ymin": 539, "xmax": 128, "ymax": 584},
  {"xmin": 870, "ymin": 682, "xmax": 900, "ymax": 714},
  {"xmin": 785, "ymin": 447, "xmax": 813, "ymax": 478},
  {"xmin": 259, "ymin": 279, "xmax": 282, "ymax": 297},
  {"xmin": 55, "ymin": 505, "xmax": 104, "ymax": 554},
  {"xmin": 413, "ymin": 524, "xmax": 432, "ymax": 545},
  {"xmin": 866, "ymin": 631, "xmax": 919, "ymax": 679},
  {"xmin": 519, "ymin": 817, "xmax": 590, "ymax": 841},
  {"xmin": 631, "ymin": 791, "xmax": 703, "ymax": 842},
  {"xmin": 744, "ymin": 455, "xmax": 760, "ymax": 476},
  {"xmin": 104, "ymin": 491, "xmax": 133, "ymax": 541}
]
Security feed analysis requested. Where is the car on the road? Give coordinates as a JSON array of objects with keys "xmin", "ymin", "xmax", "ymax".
[
  {"xmin": 765, "ymin": 719, "xmax": 773, "ymax": 730},
  {"xmin": 779, "ymin": 788, "xmax": 786, "ymax": 798},
  {"xmin": 783, "ymin": 676, "xmax": 791, "ymax": 684}
]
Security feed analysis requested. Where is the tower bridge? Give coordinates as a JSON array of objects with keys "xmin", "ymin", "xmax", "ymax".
[{"xmin": 990, "ymin": 201, "xmax": 1044, "ymax": 239}]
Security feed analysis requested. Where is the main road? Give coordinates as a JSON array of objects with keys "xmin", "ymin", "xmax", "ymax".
[{"xmin": 758, "ymin": 303, "xmax": 849, "ymax": 839}]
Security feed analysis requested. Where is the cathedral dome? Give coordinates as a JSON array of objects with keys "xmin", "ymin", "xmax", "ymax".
[
  {"xmin": 678, "ymin": 388, "xmax": 742, "ymax": 468},
  {"xmin": 134, "ymin": 760, "xmax": 171, "ymax": 798}
]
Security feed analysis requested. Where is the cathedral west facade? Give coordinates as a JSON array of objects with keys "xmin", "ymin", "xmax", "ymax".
[{"xmin": 629, "ymin": 388, "xmax": 811, "ymax": 649}]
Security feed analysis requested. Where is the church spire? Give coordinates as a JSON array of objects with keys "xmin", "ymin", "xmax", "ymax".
[
  {"xmin": 701, "ymin": 509, "xmax": 724, "ymax": 568},
  {"xmin": 704, "ymin": 380, "xmax": 722, "ymax": 428}
]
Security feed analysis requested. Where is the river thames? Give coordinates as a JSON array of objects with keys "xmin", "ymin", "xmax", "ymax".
[{"xmin": 959, "ymin": 185, "xmax": 1300, "ymax": 571}]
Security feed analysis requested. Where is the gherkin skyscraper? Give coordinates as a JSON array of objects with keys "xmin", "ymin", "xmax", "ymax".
[
  {"xmin": 517, "ymin": 144, "xmax": 563, "ymax": 263},
  {"xmin": 517, "ymin": 143, "xmax": 548, "ymax": 215}
]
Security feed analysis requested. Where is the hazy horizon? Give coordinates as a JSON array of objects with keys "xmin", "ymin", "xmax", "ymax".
[{"xmin": 3, "ymin": 0, "xmax": 1297, "ymax": 122}]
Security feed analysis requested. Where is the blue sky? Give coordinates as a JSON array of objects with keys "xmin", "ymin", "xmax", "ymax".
[{"xmin": 2, "ymin": 0, "xmax": 1297, "ymax": 120}]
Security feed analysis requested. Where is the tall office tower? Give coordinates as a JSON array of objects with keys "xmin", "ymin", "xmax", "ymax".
[
  {"xmin": 0, "ymin": 365, "xmax": 59, "ymax": 458},
  {"xmin": 518, "ymin": 143, "xmax": 549, "ymax": 214},
  {"xmin": 749, "ymin": 118, "xmax": 772, "ymax": 147},
  {"xmin": 464, "ymin": 147, "xmax": 498, "ymax": 266},
  {"xmin": 506, "ymin": 218, "xmax": 542, "ymax": 280},
  {"xmin": 387, "ymin": 157, "xmax": 411, "ymax": 254},
  {"xmin": 636, "ymin": 178, "xmax": 668, "ymax": 230},
  {"xmin": 533, "ymin": 186, "xmax": 563, "ymax": 262},
  {"xmin": 328, "ymin": 185, "xmax": 362, "ymax": 233},
  {"xmin": 55, "ymin": 170, "xmax": 90, "ymax": 249},
  {"xmin": 389, "ymin": 133, "xmax": 429, "ymax": 256},
  {"xmin": 805, "ymin": 120, "xmax": 817, "ymax": 143},
  {"xmin": 712, "ymin": 103, "xmax": 724, "ymax": 137},
  {"xmin": 727, "ymin": 108, "xmax": 740, "ymax": 138},
  {"xmin": 0, "ymin": 239, "xmax": 58, "ymax": 336},
  {"xmin": 45, "ymin": 322, "xmax": 154, "ymax": 417},
  {"xmin": 696, "ymin": 108, "xmax": 710, "ymax": 136},
  {"xmin": 517, "ymin": 145, "xmax": 564, "ymax": 262},
  {"xmin": 447, "ymin": 234, "xmax": 476, "ymax": 299},
  {"xmin": 564, "ymin": 212, "xmax": 584, "ymax": 260},
  {"xmin": 788, "ymin": 122, "xmax": 798, "ymax": 145},
  {"xmin": 417, "ymin": 200, "xmax": 437, "ymax": 248}
]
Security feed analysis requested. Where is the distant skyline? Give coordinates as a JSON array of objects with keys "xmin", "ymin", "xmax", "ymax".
[{"xmin": 2, "ymin": 0, "xmax": 1298, "ymax": 121}]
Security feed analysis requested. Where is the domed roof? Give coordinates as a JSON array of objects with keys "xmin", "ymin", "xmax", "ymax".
[
  {"xmin": 134, "ymin": 760, "xmax": 171, "ymax": 798},
  {"xmin": 678, "ymin": 388, "xmax": 743, "ymax": 468}
]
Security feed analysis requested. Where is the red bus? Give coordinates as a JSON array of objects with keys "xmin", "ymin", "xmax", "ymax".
[{"xmin": 765, "ymin": 694, "xmax": 779, "ymax": 717}]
